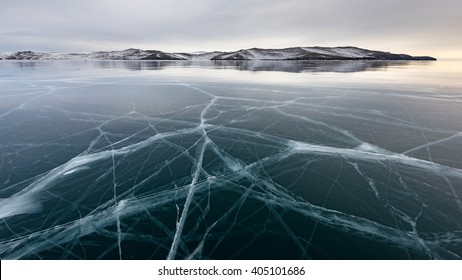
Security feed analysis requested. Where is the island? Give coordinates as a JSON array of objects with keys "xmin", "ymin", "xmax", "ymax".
[{"xmin": 0, "ymin": 46, "xmax": 436, "ymax": 61}]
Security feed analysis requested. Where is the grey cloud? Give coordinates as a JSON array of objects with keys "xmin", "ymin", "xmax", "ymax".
[{"xmin": 1, "ymin": 0, "xmax": 461, "ymax": 57}]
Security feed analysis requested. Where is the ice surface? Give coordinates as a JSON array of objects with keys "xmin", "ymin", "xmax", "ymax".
[{"xmin": 0, "ymin": 60, "xmax": 461, "ymax": 259}]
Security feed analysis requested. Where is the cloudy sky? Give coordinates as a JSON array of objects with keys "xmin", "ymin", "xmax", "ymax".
[{"xmin": 1, "ymin": 0, "xmax": 461, "ymax": 57}]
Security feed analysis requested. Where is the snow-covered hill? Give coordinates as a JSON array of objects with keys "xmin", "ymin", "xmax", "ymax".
[
  {"xmin": 0, "ymin": 51, "xmax": 78, "ymax": 60},
  {"xmin": 84, "ymin": 49, "xmax": 186, "ymax": 60},
  {"xmin": 210, "ymin": 47, "xmax": 436, "ymax": 61},
  {"xmin": 0, "ymin": 47, "xmax": 436, "ymax": 61},
  {"xmin": 173, "ymin": 51, "xmax": 226, "ymax": 61},
  {"xmin": 2, "ymin": 49, "xmax": 186, "ymax": 60}
]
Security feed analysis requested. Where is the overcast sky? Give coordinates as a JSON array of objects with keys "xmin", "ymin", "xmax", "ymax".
[{"xmin": 1, "ymin": 0, "xmax": 461, "ymax": 57}]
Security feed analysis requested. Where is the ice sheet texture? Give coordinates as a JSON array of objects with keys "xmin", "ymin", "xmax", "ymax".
[{"xmin": 0, "ymin": 60, "xmax": 461, "ymax": 259}]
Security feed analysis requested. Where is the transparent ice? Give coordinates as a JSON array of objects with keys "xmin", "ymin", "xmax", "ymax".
[{"xmin": 0, "ymin": 60, "xmax": 461, "ymax": 259}]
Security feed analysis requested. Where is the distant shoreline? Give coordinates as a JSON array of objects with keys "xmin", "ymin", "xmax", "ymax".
[{"xmin": 0, "ymin": 46, "xmax": 437, "ymax": 61}]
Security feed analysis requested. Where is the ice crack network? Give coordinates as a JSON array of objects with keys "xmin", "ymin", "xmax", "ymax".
[{"xmin": 0, "ymin": 61, "xmax": 461, "ymax": 259}]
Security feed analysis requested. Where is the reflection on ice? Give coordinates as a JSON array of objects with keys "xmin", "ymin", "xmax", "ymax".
[
  {"xmin": 2, "ymin": 59, "xmax": 421, "ymax": 73},
  {"xmin": 0, "ymin": 60, "xmax": 461, "ymax": 259}
]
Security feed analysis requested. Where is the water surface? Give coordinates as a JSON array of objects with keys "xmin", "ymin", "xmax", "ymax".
[{"xmin": 0, "ymin": 60, "xmax": 461, "ymax": 259}]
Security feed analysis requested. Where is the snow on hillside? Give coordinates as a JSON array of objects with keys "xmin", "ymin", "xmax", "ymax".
[
  {"xmin": 246, "ymin": 48, "xmax": 305, "ymax": 59},
  {"xmin": 0, "ymin": 47, "xmax": 436, "ymax": 61},
  {"xmin": 301, "ymin": 47, "xmax": 372, "ymax": 58},
  {"xmin": 211, "ymin": 47, "xmax": 436, "ymax": 61},
  {"xmin": 212, "ymin": 47, "xmax": 383, "ymax": 60},
  {"xmin": 2, "ymin": 51, "xmax": 86, "ymax": 60},
  {"xmin": 192, "ymin": 51, "xmax": 226, "ymax": 61},
  {"xmin": 83, "ymin": 49, "xmax": 186, "ymax": 60},
  {"xmin": 210, "ymin": 47, "xmax": 375, "ymax": 60}
]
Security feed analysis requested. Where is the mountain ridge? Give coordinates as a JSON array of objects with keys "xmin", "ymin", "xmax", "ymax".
[{"xmin": 0, "ymin": 47, "xmax": 436, "ymax": 61}]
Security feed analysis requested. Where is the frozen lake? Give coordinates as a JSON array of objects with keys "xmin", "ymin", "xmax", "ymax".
[{"xmin": 0, "ymin": 59, "xmax": 461, "ymax": 259}]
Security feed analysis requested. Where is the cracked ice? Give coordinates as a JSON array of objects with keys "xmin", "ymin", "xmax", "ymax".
[{"xmin": 0, "ymin": 60, "xmax": 461, "ymax": 259}]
